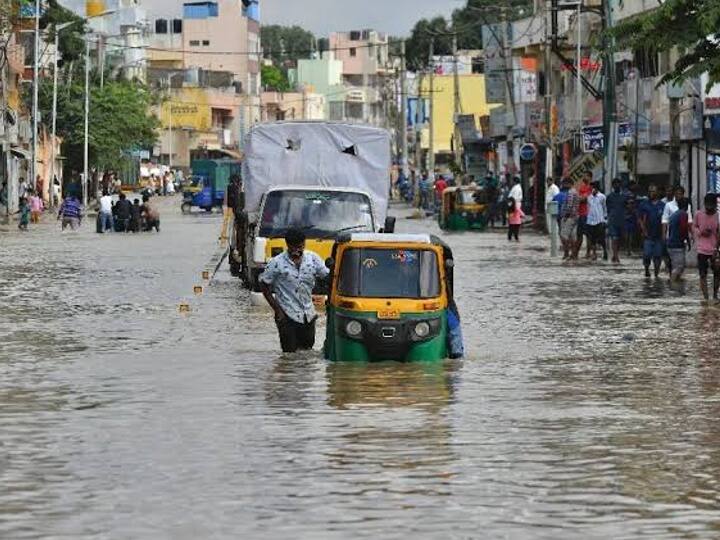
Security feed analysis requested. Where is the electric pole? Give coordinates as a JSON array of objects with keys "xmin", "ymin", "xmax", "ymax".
[
  {"xmin": 428, "ymin": 38, "xmax": 435, "ymax": 181},
  {"xmin": 31, "ymin": 0, "xmax": 40, "ymax": 193},
  {"xmin": 669, "ymin": 95, "xmax": 681, "ymax": 186},
  {"xmin": 452, "ymin": 33, "xmax": 463, "ymax": 176},
  {"xmin": 400, "ymin": 39, "xmax": 409, "ymax": 180},
  {"xmin": 502, "ymin": 6, "xmax": 516, "ymax": 180}
]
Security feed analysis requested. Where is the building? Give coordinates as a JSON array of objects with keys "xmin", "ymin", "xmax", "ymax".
[
  {"xmin": 291, "ymin": 52, "xmax": 344, "ymax": 120},
  {"xmin": 147, "ymin": 0, "xmax": 262, "ymax": 169},
  {"xmin": 261, "ymin": 90, "xmax": 326, "ymax": 122}
]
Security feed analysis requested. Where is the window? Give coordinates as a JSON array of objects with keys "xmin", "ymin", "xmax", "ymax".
[
  {"xmin": 172, "ymin": 19, "xmax": 182, "ymax": 34},
  {"xmin": 634, "ymin": 46, "xmax": 659, "ymax": 78},
  {"xmin": 338, "ymin": 248, "xmax": 441, "ymax": 299},
  {"xmin": 349, "ymin": 31, "xmax": 361, "ymax": 41},
  {"xmin": 189, "ymin": 40, "xmax": 200, "ymax": 46},
  {"xmin": 349, "ymin": 48, "xmax": 357, "ymax": 57},
  {"xmin": 258, "ymin": 191, "xmax": 374, "ymax": 238},
  {"xmin": 202, "ymin": 40, "xmax": 210, "ymax": 46},
  {"xmin": 155, "ymin": 19, "xmax": 168, "ymax": 34}
]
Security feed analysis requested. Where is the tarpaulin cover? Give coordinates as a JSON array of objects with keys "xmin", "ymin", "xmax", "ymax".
[{"xmin": 242, "ymin": 122, "xmax": 391, "ymax": 224}]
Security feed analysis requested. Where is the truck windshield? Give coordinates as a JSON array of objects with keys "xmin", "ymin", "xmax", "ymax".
[
  {"xmin": 259, "ymin": 191, "xmax": 375, "ymax": 238},
  {"xmin": 337, "ymin": 248, "xmax": 441, "ymax": 299}
]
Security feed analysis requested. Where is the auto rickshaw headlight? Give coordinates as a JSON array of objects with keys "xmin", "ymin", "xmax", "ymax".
[
  {"xmin": 414, "ymin": 321, "xmax": 431, "ymax": 338},
  {"xmin": 345, "ymin": 320, "xmax": 363, "ymax": 337}
]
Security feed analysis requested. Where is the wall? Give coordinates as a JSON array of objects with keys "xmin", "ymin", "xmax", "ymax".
[{"xmin": 421, "ymin": 75, "xmax": 496, "ymax": 153}]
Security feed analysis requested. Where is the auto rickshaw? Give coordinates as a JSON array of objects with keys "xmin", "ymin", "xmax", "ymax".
[
  {"xmin": 324, "ymin": 233, "xmax": 463, "ymax": 362},
  {"xmin": 438, "ymin": 186, "xmax": 489, "ymax": 231}
]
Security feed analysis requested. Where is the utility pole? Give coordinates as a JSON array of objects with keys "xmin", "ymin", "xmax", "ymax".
[
  {"xmin": 669, "ymin": 95, "xmax": 681, "ymax": 186},
  {"xmin": 1, "ymin": 35, "xmax": 10, "ymax": 220},
  {"xmin": 602, "ymin": 0, "xmax": 618, "ymax": 190},
  {"xmin": 452, "ymin": 33, "xmax": 463, "ymax": 175},
  {"xmin": 544, "ymin": 0, "xmax": 554, "ymax": 181},
  {"xmin": 502, "ymin": 7, "xmax": 516, "ymax": 180},
  {"xmin": 83, "ymin": 35, "xmax": 90, "ymax": 206},
  {"xmin": 31, "ymin": 0, "xmax": 40, "ymax": 193},
  {"xmin": 428, "ymin": 38, "xmax": 435, "ymax": 181},
  {"xmin": 400, "ymin": 39, "xmax": 409, "ymax": 180},
  {"xmin": 575, "ymin": 0, "xmax": 582, "ymax": 129},
  {"xmin": 51, "ymin": 28, "xmax": 60, "ymax": 207}
]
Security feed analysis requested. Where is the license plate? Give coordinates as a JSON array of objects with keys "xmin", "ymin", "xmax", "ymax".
[{"xmin": 378, "ymin": 309, "xmax": 400, "ymax": 320}]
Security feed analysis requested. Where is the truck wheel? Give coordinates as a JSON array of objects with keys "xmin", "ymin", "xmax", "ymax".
[{"xmin": 181, "ymin": 202, "xmax": 192, "ymax": 214}]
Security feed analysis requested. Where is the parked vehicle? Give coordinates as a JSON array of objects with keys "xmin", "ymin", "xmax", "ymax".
[
  {"xmin": 324, "ymin": 233, "xmax": 462, "ymax": 362},
  {"xmin": 181, "ymin": 159, "xmax": 241, "ymax": 214}
]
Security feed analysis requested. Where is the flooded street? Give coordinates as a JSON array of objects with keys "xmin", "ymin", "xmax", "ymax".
[{"xmin": 3, "ymin": 198, "xmax": 720, "ymax": 539}]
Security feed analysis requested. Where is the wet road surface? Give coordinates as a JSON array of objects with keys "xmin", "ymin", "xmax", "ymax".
[{"xmin": 3, "ymin": 198, "xmax": 720, "ymax": 539}]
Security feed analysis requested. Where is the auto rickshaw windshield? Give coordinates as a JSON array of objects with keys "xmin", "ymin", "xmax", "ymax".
[{"xmin": 337, "ymin": 248, "xmax": 441, "ymax": 299}]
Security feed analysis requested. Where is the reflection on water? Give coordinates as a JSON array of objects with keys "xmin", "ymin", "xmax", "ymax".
[{"xmin": 4, "ymin": 206, "xmax": 720, "ymax": 537}]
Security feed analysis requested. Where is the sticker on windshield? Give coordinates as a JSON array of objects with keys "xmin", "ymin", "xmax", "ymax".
[
  {"xmin": 392, "ymin": 251, "xmax": 417, "ymax": 264},
  {"xmin": 363, "ymin": 258, "xmax": 378, "ymax": 269},
  {"xmin": 305, "ymin": 194, "xmax": 330, "ymax": 202}
]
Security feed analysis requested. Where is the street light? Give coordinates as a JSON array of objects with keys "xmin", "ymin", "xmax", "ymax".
[
  {"xmin": 50, "ymin": 20, "xmax": 83, "ymax": 208},
  {"xmin": 165, "ymin": 71, "xmax": 185, "ymax": 171}
]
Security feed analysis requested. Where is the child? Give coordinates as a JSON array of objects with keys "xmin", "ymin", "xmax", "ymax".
[
  {"xmin": 17, "ymin": 197, "xmax": 30, "ymax": 230},
  {"xmin": 507, "ymin": 196, "xmax": 525, "ymax": 242},
  {"xmin": 130, "ymin": 198, "xmax": 142, "ymax": 233},
  {"xmin": 667, "ymin": 197, "xmax": 690, "ymax": 282},
  {"xmin": 29, "ymin": 190, "xmax": 44, "ymax": 223}
]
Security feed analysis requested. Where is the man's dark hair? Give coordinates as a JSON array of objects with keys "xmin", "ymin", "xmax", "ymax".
[
  {"xmin": 285, "ymin": 228, "xmax": 306, "ymax": 246},
  {"xmin": 674, "ymin": 185, "xmax": 685, "ymax": 194},
  {"xmin": 704, "ymin": 193, "xmax": 717, "ymax": 207},
  {"xmin": 612, "ymin": 178, "xmax": 621, "ymax": 185},
  {"xmin": 230, "ymin": 174, "xmax": 241, "ymax": 184},
  {"xmin": 119, "ymin": 192, "xmax": 126, "ymax": 200},
  {"xmin": 678, "ymin": 197, "xmax": 689, "ymax": 211}
]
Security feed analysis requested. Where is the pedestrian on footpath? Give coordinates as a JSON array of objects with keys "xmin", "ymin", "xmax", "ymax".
[
  {"xmin": 98, "ymin": 191, "xmax": 114, "ymax": 233},
  {"xmin": 694, "ymin": 193, "xmax": 720, "ymax": 302},
  {"xmin": 545, "ymin": 177, "xmax": 560, "ymax": 234},
  {"xmin": 586, "ymin": 181, "xmax": 608, "ymax": 261},
  {"xmin": 507, "ymin": 197, "xmax": 525, "ymax": 242},
  {"xmin": 667, "ymin": 197, "xmax": 691, "ymax": 282},
  {"xmin": 58, "ymin": 194, "xmax": 83, "ymax": 230},
  {"xmin": 260, "ymin": 228, "xmax": 330, "ymax": 353},
  {"xmin": 29, "ymin": 190, "xmax": 44, "ymax": 224},
  {"xmin": 434, "ymin": 176, "xmax": 448, "ymax": 211},
  {"xmin": 560, "ymin": 178, "xmax": 580, "ymax": 261},
  {"xmin": 606, "ymin": 178, "xmax": 627, "ymax": 264},
  {"xmin": 638, "ymin": 184, "xmax": 666, "ymax": 278},
  {"xmin": 577, "ymin": 172, "xmax": 593, "ymax": 259},
  {"xmin": 17, "ymin": 196, "xmax": 30, "ymax": 230}
]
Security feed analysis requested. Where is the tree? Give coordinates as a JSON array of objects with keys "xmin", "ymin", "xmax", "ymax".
[
  {"xmin": 260, "ymin": 24, "xmax": 316, "ymax": 66},
  {"xmin": 40, "ymin": 0, "xmax": 87, "ymax": 66},
  {"xmin": 406, "ymin": 17, "xmax": 453, "ymax": 70},
  {"xmin": 261, "ymin": 64, "xmax": 291, "ymax": 92},
  {"xmin": 610, "ymin": 0, "xmax": 720, "ymax": 87},
  {"xmin": 36, "ymin": 75, "xmax": 160, "ymax": 173}
]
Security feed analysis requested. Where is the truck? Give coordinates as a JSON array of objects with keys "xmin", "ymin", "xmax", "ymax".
[
  {"xmin": 181, "ymin": 159, "xmax": 242, "ymax": 214},
  {"xmin": 230, "ymin": 122, "xmax": 393, "ymax": 300}
]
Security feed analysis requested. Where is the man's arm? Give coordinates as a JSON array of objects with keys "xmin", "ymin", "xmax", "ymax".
[{"xmin": 259, "ymin": 261, "xmax": 285, "ymax": 322}]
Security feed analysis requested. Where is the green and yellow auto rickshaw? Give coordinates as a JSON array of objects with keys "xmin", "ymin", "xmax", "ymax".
[
  {"xmin": 438, "ymin": 186, "xmax": 489, "ymax": 231},
  {"xmin": 324, "ymin": 233, "xmax": 461, "ymax": 362}
]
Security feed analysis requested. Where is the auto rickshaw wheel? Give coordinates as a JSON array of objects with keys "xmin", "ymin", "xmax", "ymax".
[{"xmin": 181, "ymin": 202, "xmax": 192, "ymax": 214}]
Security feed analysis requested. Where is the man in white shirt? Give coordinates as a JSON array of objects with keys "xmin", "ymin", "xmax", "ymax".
[
  {"xmin": 586, "ymin": 182, "xmax": 608, "ymax": 260},
  {"xmin": 98, "ymin": 191, "xmax": 114, "ymax": 233},
  {"xmin": 510, "ymin": 177, "xmax": 523, "ymax": 211},
  {"xmin": 545, "ymin": 177, "xmax": 560, "ymax": 234}
]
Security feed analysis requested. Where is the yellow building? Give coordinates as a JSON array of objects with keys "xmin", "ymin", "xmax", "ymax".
[{"xmin": 421, "ymin": 75, "xmax": 496, "ymax": 154}]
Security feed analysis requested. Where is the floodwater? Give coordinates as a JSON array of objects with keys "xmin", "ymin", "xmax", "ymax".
[{"xmin": 3, "ymin": 199, "xmax": 720, "ymax": 539}]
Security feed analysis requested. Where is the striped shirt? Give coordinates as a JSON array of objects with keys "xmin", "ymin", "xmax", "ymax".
[
  {"xmin": 562, "ymin": 188, "xmax": 580, "ymax": 219},
  {"xmin": 59, "ymin": 198, "xmax": 82, "ymax": 219}
]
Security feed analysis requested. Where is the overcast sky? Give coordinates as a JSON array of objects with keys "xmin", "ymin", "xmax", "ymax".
[{"xmin": 61, "ymin": 0, "xmax": 460, "ymax": 36}]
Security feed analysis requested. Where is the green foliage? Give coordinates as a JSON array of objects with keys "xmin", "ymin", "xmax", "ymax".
[
  {"xmin": 610, "ymin": 0, "xmax": 720, "ymax": 87},
  {"xmin": 405, "ymin": 0, "xmax": 532, "ymax": 71},
  {"xmin": 261, "ymin": 64, "xmax": 291, "ymax": 91},
  {"xmin": 37, "ymin": 76, "xmax": 159, "ymax": 173},
  {"xmin": 41, "ymin": 0, "xmax": 87, "ymax": 66},
  {"xmin": 261, "ymin": 24, "xmax": 316, "ymax": 66}
]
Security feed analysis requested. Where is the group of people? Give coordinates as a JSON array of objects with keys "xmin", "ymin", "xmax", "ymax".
[
  {"xmin": 551, "ymin": 173, "xmax": 720, "ymax": 301},
  {"xmin": 97, "ymin": 192, "xmax": 161, "ymax": 233}
]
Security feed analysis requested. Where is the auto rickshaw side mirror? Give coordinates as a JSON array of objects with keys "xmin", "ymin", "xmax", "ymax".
[
  {"xmin": 383, "ymin": 216, "xmax": 396, "ymax": 234},
  {"xmin": 325, "ymin": 257, "xmax": 335, "ymax": 270},
  {"xmin": 445, "ymin": 259, "xmax": 455, "ymax": 269}
]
